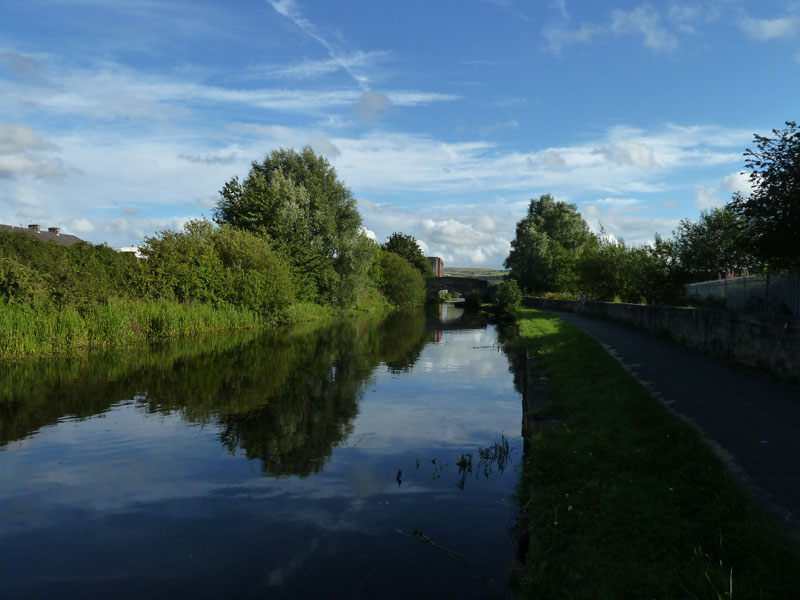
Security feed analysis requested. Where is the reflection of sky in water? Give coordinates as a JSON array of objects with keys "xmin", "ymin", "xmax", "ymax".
[{"xmin": 0, "ymin": 322, "xmax": 521, "ymax": 599}]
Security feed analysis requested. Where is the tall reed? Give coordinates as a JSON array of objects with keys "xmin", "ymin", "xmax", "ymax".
[{"xmin": 0, "ymin": 298, "xmax": 263, "ymax": 359}]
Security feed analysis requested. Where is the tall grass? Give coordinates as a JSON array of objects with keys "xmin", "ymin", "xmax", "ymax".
[{"xmin": 0, "ymin": 298, "xmax": 263, "ymax": 359}]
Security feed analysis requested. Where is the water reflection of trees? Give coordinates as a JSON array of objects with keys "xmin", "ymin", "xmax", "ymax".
[
  {"xmin": 495, "ymin": 324, "xmax": 528, "ymax": 399},
  {"xmin": 0, "ymin": 310, "xmax": 430, "ymax": 477}
]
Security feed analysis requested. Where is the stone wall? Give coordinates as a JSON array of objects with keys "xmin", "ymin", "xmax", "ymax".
[{"xmin": 523, "ymin": 297, "xmax": 800, "ymax": 381}]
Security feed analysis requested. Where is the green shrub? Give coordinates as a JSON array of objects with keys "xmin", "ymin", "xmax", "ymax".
[
  {"xmin": 0, "ymin": 257, "xmax": 51, "ymax": 307},
  {"xmin": 378, "ymin": 252, "xmax": 426, "ymax": 308},
  {"xmin": 496, "ymin": 279, "xmax": 522, "ymax": 316}
]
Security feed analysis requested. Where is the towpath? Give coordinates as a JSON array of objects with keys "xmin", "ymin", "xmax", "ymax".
[{"xmin": 542, "ymin": 309, "xmax": 800, "ymax": 542}]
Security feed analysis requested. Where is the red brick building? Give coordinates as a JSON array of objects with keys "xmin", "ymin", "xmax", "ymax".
[{"xmin": 426, "ymin": 256, "xmax": 443, "ymax": 277}]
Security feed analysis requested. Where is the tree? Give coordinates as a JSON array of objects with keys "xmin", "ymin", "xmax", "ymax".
[
  {"xmin": 377, "ymin": 251, "xmax": 426, "ymax": 308},
  {"xmin": 577, "ymin": 235, "xmax": 676, "ymax": 304},
  {"xmin": 381, "ymin": 232, "xmax": 434, "ymax": 277},
  {"xmin": 214, "ymin": 147, "xmax": 365, "ymax": 304},
  {"xmin": 504, "ymin": 194, "xmax": 596, "ymax": 293},
  {"xmin": 671, "ymin": 207, "xmax": 756, "ymax": 281},
  {"xmin": 729, "ymin": 121, "xmax": 800, "ymax": 271},
  {"xmin": 495, "ymin": 279, "xmax": 522, "ymax": 316}
]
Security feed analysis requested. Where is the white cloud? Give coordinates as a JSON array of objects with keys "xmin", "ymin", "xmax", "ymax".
[
  {"xmin": 359, "ymin": 200, "xmax": 514, "ymax": 268},
  {"xmin": 582, "ymin": 204, "xmax": 680, "ymax": 245},
  {"xmin": 421, "ymin": 218, "xmax": 492, "ymax": 245},
  {"xmin": 739, "ymin": 15, "xmax": 799, "ymax": 40},
  {"xmin": 528, "ymin": 150, "xmax": 566, "ymax": 170},
  {"xmin": 68, "ymin": 218, "xmax": 95, "ymax": 233},
  {"xmin": 352, "ymin": 90, "xmax": 391, "ymax": 121},
  {"xmin": 248, "ymin": 51, "xmax": 389, "ymax": 81},
  {"xmin": 310, "ymin": 137, "xmax": 341, "ymax": 158},
  {"xmin": 196, "ymin": 195, "xmax": 217, "ymax": 208},
  {"xmin": 0, "ymin": 153, "xmax": 66, "ymax": 180},
  {"xmin": 177, "ymin": 152, "xmax": 239, "ymax": 165},
  {"xmin": 0, "ymin": 50, "xmax": 50, "ymax": 85},
  {"xmin": 666, "ymin": 2, "xmax": 721, "ymax": 33},
  {"xmin": 359, "ymin": 225, "xmax": 376, "ymax": 241},
  {"xmin": 105, "ymin": 215, "xmax": 197, "ymax": 240},
  {"xmin": 721, "ymin": 171, "xmax": 753, "ymax": 197},
  {"xmin": 478, "ymin": 120, "xmax": 519, "ymax": 137},
  {"xmin": 542, "ymin": 23, "xmax": 602, "ymax": 53},
  {"xmin": 593, "ymin": 197, "xmax": 643, "ymax": 207},
  {"xmin": 0, "ymin": 61, "xmax": 456, "ymax": 121},
  {"xmin": 543, "ymin": 4, "xmax": 680, "ymax": 53},
  {"xmin": 267, "ymin": 0, "xmax": 381, "ymax": 87},
  {"xmin": 610, "ymin": 5, "xmax": 678, "ymax": 50},
  {"xmin": 0, "ymin": 123, "xmax": 56, "ymax": 152},
  {"xmin": 693, "ymin": 184, "xmax": 722, "ymax": 209},
  {"xmin": 0, "ymin": 124, "xmax": 66, "ymax": 180},
  {"xmin": 594, "ymin": 139, "xmax": 658, "ymax": 168},
  {"xmin": 328, "ymin": 124, "xmax": 747, "ymax": 199}
]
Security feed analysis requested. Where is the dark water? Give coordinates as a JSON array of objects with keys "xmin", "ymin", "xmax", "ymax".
[{"xmin": 0, "ymin": 307, "xmax": 523, "ymax": 599}]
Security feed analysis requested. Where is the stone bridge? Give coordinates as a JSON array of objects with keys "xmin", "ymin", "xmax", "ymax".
[{"xmin": 425, "ymin": 276, "xmax": 490, "ymax": 299}]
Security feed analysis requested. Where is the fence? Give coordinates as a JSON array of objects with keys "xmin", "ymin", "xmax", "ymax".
[{"xmin": 685, "ymin": 272, "xmax": 800, "ymax": 316}]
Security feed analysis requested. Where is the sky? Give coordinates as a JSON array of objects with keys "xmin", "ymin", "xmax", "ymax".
[{"xmin": 1, "ymin": 0, "xmax": 798, "ymax": 268}]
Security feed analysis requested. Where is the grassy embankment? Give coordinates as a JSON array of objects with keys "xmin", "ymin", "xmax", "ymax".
[{"xmin": 514, "ymin": 308, "xmax": 800, "ymax": 599}]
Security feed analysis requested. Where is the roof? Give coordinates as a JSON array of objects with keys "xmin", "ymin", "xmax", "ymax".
[{"xmin": 0, "ymin": 224, "xmax": 84, "ymax": 246}]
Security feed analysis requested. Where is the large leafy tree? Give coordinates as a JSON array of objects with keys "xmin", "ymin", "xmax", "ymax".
[
  {"xmin": 214, "ymin": 147, "xmax": 366, "ymax": 304},
  {"xmin": 729, "ymin": 121, "xmax": 800, "ymax": 271},
  {"xmin": 504, "ymin": 194, "xmax": 596, "ymax": 293},
  {"xmin": 381, "ymin": 232, "xmax": 434, "ymax": 277}
]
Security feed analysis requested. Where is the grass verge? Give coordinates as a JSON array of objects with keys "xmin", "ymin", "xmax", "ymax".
[{"xmin": 514, "ymin": 308, "xmax": 800, "ymax": 599}]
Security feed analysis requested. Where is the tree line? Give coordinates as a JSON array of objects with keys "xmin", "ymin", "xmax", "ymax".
[
  {"xmin": 0, "ymin": 148, "xmax": 433, "ymax": 356},
  {"xmin": 504, "ymin": 121, "xmax": 800, "ymax": 305},
  {"xmin": 1, "ymin": 148, "xmax": 431, "ymax": 320}
]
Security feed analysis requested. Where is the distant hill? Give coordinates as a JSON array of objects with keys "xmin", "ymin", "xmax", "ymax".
[{"xmin": 443, "ymin": 267, "xmax": 509, "ymax": 283}]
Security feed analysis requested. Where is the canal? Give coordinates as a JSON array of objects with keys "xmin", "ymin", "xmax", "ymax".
[{"xmin": 0, "ymin": 307, "xmax": 523, "ymax": 599}]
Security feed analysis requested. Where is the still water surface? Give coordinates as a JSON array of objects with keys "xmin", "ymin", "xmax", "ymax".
[{"xmin": 0, "ymin": 307, "xmax": 523, "ymax": 599}]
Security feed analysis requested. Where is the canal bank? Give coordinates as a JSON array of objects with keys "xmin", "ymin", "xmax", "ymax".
[{"xmin": 512, "ymin": 308, "xmax": 800, "ymax": 598}]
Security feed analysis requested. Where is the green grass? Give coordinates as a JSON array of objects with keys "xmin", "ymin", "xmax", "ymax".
[{"xmin": 514, "ymin": 308, "xmax": 800, "ymax": 599}]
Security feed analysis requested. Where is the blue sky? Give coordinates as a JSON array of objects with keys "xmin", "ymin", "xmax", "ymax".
[{"xmin": 1, "ymin": 0, "xmax": 798, "ymax": 267}]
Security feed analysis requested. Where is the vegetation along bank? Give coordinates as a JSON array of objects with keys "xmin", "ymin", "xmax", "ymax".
[
  {"xmin": 510, "ymin": 308, "xmax": 800, "ymax": 598},
  {"xmin": 0, "ymin": 147, "xmax": 431, "ymax": 359},
  {"xmin": 504, "ymin": 122, "xmax": 800, "ymax": 310}
]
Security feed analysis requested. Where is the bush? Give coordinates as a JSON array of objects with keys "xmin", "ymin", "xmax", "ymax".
[
  {"xmin": 212, "ymin": 225, "xmax": 295, "ymax": 317},
  {"xmin": 141, "ymin": 220, "xmax": 296, "ymax": 320},
  {"xmin": 496, "ymin": 279, "xmax": 522, "ymax": 316},
  {"xmin": 378, "ymin": 252, "xmax": 426, "ymax": 308},
  {"xmin": 0, "ymin": 257, "xmax": 50, "ymax": 307}
]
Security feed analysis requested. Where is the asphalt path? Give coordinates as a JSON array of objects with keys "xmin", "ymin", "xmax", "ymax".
[{"xmin": 542, "ymin": 309, "xmax": 800, "ymax": 542}]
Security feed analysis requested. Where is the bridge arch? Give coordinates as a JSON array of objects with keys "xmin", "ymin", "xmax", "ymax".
[{"xmin": 425, "ymin": 276, "xmax": 490, "ymax": 299}]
